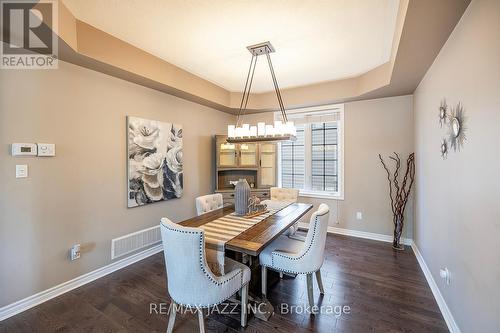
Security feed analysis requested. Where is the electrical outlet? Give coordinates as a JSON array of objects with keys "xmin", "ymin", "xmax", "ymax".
[
  {"xmin": 440, "ymin": 267, "xmax": 450, "ymax": 285},
  {"xmin": 70, "ymin": 244, "xmax": 81, "ymax": 261},
  {"xmin": 356, "ymin": 212, "xmax": 363, "ymax": 220}
]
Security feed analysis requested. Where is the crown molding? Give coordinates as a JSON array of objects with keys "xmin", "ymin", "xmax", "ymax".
[{"xmin": 2, "ymin": 0, "xmax": 469, "ymax": 115}]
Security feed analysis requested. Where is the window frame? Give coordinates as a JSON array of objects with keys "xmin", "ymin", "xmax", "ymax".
[{"xmin": 277, "ymin": 104, "xmax": 344, "ymax": 200}]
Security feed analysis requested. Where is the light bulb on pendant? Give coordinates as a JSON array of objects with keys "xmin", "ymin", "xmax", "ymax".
[
  {"xmin": 257, "ymin": 122, "xmax": 265, "ymax": 136},
  {"xmin": 265, "ymin": 124, "xmax": 274, "ymax": 136},
  {"xmin": 274, "ymin": 121, "xmax": 282, "ymax": 135},
  {"xmin": 286, "ymin": 121, "xmax": 295, "ymax": 136},
  {"xmin": 228, "ymin": 125, "xmax": 235, "ymax": 138},
  {"xmin": 250, "ymin": 126, "xmax": 257, "ymax": 137},
  {"xmin": 242, "ymin": 124, "xmax": 250, "ymax": 137}
]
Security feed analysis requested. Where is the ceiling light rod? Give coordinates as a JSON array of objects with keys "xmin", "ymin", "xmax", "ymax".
[{"xmin": 228, "ymin": 41, "xmax": 296, "ymax": 143}]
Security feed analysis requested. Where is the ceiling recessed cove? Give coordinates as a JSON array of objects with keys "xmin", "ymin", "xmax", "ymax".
[{"xmin": 62, "ymin": 0, "xmax": 400, "ymax": 93}]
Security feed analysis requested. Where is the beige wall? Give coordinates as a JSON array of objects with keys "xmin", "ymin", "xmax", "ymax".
[
  {"xmin": 413, "ymin": 0, "xmax": 500, "ymax": 331},
  {"xmin": 0, "ymin": 61, "xmax": 233, "ymax": 306},
  {"xmin": 0, "ymin": 61, "xmax": 415, "ymax": 309},
  {"xmin": 243, "ymin": 95, "xmax": 414, "ymax": 239}
]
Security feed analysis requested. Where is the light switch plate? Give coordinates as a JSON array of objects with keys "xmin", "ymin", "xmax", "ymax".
[
  {"xmin": 356, "ymin": 212, "xmax": 363, "ymax": 220},
  {"xmin": 16, "ymin": 164, "xmax": 28, "ymax": 178},
  {"xmin": 37, "ymin": 143, "xmax": 56, "ymax": 156}
]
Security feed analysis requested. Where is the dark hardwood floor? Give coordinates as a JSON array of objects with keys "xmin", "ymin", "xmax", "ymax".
[{"xmin": 0, "ymin": 234, "xmax": 448, "ymax": 332}]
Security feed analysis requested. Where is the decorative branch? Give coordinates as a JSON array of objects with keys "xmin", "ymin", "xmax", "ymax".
[
  {"xmin": 378, "ymin": 154, "xmax": 395, "ymax": 215},
  {"xmin": 379, "ymin": 152, "xmax": 415, "ymax": 250}
]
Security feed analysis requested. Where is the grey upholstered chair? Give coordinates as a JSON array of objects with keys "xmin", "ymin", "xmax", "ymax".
[
  {"xmin": 195, "ymin": 193, "xmax": 224, "ymax": 216},
  {"xmin": 160, "ymin": 218, "xmax": 251, "ymax": 332},
  {"xmin": 259, "ymin": 204, "xmax": 330, "ymax": 307}
]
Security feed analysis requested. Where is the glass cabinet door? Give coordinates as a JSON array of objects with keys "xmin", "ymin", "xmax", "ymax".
[
  {"xmin": 239, "ymin": 143, "xmax": 257, "ymax": 167},
  {"xmin": 219, "ymin": 142, "xmax": 238, "ymax": 167},
  {"xmin": 259, "ymin": 143, "xmax": 276, "ymax": 187}
]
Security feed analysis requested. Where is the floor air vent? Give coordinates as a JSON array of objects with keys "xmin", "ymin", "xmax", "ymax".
[{"xmin": 111, "ymin": 225, "xmax": 161, "ymax": 259}]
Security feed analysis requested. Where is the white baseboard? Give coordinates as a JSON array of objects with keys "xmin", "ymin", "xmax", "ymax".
[
  {"xmin": 411, "ymin": 242, "xmax": 461, "ymax": 333},
  {"xmin": 1, "ymin": 229, "xmax": 460, "ymax": 333},
  {"xmin": 298, "ymin": 223, "xmax": 412, "ymax": 246},
  {"xmin": 0, "ymin": 243, "xmax": 163, "ymax": 322},
  {"xmin": 299, "ymin": 223, "xmax": 459, "ymax": 332}
]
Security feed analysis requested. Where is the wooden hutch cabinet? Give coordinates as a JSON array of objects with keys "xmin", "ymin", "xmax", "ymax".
[{"xmin": 215, "ymin": 135, "xmax": 277, "ymax": 203}]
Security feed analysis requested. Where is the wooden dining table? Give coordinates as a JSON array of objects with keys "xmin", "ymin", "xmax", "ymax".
[
  {"xmin": 179, "ymin": 202, "xmax": 313, "ymax": 320},
  {"xmin": 179, "ymin": 202, "xmax": 313, "ymax": 257}
]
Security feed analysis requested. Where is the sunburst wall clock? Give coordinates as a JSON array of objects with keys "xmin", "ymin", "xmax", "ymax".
[
  {"xmin": 438, "ymin": 99, "xmax": 448, "ymax": 128},
  {"xmin": 440, "ymin": 138, "xmax": 448, "ymax": 159},
  {"xmin": 448, "ymin": 102, "xmax": 467, "ymax": 152}
]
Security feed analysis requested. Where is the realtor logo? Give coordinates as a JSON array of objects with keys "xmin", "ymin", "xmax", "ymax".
[{"xmin": 1, "ymin": 0, "xmax": 58, "ymax": 69}]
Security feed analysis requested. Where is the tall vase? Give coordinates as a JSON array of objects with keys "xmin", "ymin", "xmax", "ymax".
[
  {"xmin": 392, "ymin": 214, "xmax": 405, "ymax": 250},
  {"xmin": 235, "ymin": 179, "xmax": 250, "ymax": 216}
]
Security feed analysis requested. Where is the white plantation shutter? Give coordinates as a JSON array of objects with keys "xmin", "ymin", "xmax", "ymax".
[
  {"xmin": 285, "ymin": 110, "xmax": 341, "ymax": 125},
  {"xmin": 311, "ymin": 122, "xmax": 339, "ymax": 192},
  {"xmin": 280, "ymin": 124, "xmax": 305, "ymax": 189},
  {"xmin": 276, "ymin": 104, "xmax": 344, "ymax": 198}
]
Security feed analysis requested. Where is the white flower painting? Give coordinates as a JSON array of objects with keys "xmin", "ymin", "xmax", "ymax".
[{"xmin": 127, "ymin": 116, "xmax": 183, "ymax": 207}]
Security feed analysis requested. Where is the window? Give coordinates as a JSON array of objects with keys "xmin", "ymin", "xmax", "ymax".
[
  {"xmin": 277, "ymin": 104, "xmax": 344, "ymax": 199},
  {"xmin": 281, "ymin": 125, "xmax": 305, "ymax": 189}
]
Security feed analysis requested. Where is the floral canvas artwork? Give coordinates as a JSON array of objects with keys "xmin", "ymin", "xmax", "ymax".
[{"xmin": 127, "ymin": 116, "xmax": 183, "ymax": 207}]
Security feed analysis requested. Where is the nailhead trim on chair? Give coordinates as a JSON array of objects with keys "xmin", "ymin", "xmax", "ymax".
[
  {"xmin": 264, "ymin": 265, "xmax": 322, "ymax": 276},
  {"xmin": 267, "ymin": 215, "xmax": 324, "ymax": 275},
  {"xmin": 162, "ymin": 223, "xmax": 247, "ymax": 308},
  {"xmin": 198, "ymin": 233, "xmax": 242, "ymax": 286},
  {"xmin": 272, "ymin": 215, "xmax": 318, "ymax": 261}
]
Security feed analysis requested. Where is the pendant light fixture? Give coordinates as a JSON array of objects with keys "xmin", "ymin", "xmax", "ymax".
[{"xmin": 226, "ymin": 42, "xmax": 296, "ymax": 143}]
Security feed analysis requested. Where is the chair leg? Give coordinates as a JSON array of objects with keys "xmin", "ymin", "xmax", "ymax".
[
  {"xmin": 166, "ymin": 301, "xmax": 177, "ymax": 333},
  {"xmin": 197, "ymin": 308, "xmax": 205, "ymax": 333},
  {"xmin": 306, "ymin": 273, "xmax": 314, "ymax": 308},
  {"xmin": 261, "ymin": 266, "xmax": 267, "ymax": 298},
  {"xmin": 315, "ymin": 270, "xmax": 325, "ymax": 295},
  {"xmin": 241, "ymin": 284, "xmax": 248, "ymax": 327}
]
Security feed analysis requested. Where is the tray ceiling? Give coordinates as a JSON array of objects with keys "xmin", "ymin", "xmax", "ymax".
[{"xmin": 63, "ymin": 0, "xmax": 400, "ymax": 93}]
